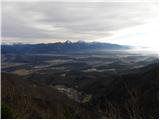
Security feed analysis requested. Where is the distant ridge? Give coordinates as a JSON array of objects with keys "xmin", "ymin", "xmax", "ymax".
[{"xmin": 1, "ymin": 40, "xmax": 131, "ymax": 54}]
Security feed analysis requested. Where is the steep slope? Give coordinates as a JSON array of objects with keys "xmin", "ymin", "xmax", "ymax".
[
  {"xmin": 1, "ymin": 73, "xmax": 95, "ymax": 119},
  {"xmin": 91, "ymin": 63, "xmax": 159, "ymax": 118}
]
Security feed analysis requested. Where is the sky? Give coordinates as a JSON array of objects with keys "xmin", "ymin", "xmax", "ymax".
[{"xmin": 1, "ymin": 0, "xmax": 160, "ymax": 50}]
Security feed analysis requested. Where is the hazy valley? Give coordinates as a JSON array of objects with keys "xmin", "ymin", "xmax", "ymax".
[{"xmin": 1, "ymin": 42, "xmax": 159, "ymax": 118}]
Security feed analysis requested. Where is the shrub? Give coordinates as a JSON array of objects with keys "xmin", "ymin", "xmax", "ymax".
[{"xmin": 1, "ymin": 102, "xmax": 14, "ymax": 119}]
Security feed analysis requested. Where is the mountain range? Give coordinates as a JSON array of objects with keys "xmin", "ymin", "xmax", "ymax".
[{"xmin": 1, "ymin": 40, "xmax": 131, "ymax": 54}]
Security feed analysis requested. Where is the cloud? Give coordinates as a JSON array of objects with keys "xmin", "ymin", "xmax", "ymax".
[{"xmin": 2, "ymin": 1, "xmax": 158, "ymax": 44}]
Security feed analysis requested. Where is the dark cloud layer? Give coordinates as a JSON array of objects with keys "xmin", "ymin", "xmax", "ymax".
[{"xmin": 2, "ymin": 1, "xmax": 158, "ymax": 43}]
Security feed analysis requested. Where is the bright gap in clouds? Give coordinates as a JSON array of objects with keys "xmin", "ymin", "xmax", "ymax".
[
  {"xmin": 95, "ymin": 1, "xmax": 160, "ymax": 52},
  {"xmin": 95, "ymin": 17, "xmax": 160, "ymax": 51}
]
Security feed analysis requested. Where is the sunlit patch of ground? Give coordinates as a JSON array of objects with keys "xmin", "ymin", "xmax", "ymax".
[
  {"xmin": 1, "ymin": 63, "xmax": 26, "ymax": 69},
  {"xmin": 12, "ymin": 69, "xmax": 34, "ymax": 76}
]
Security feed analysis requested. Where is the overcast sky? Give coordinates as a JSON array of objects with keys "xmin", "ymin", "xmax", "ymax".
[{"xmin": 2, "ymin": 0, "xmax": 159, "ymax": 48}]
